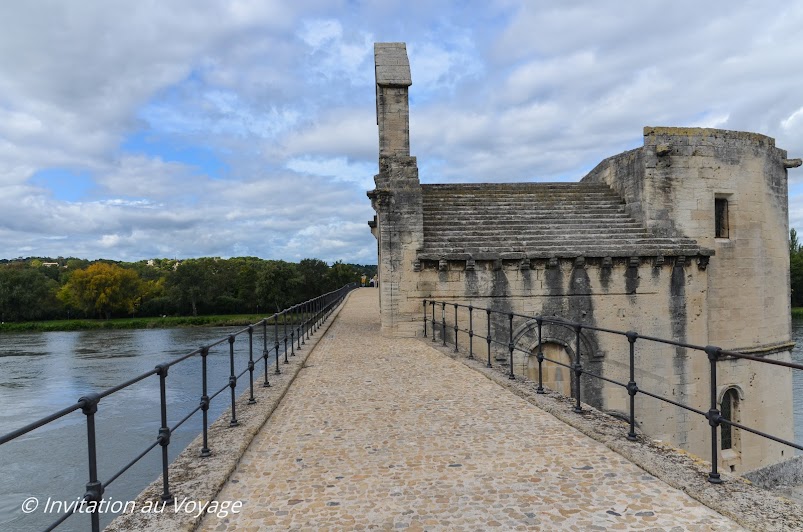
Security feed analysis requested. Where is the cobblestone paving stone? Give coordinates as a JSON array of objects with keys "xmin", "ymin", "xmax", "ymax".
[{"xmin": 200, "ymin": 289, "xmax": 743, "ymax": 531}]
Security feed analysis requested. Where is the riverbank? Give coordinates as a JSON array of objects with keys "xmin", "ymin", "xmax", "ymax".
[
  {"xmin": 0, "ymin": 313, "xmax": 296, "ymax": 332},
  {"xmin": 6, "ymin": 309, "xmax": 803, "ymax": 332}
]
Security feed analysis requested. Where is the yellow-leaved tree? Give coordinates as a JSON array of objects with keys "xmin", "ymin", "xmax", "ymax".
[{"xmin": 57, "ymin": 263, "xmax": 143, "ymax": 319}]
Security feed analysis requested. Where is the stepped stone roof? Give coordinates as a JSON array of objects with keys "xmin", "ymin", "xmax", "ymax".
[{"xmin": 418, "ymin": 182, "xmax": 706, "ymax": 260}]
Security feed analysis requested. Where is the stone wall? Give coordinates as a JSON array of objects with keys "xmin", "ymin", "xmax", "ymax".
[
  {"xmin": 582, "ymin": 127, "xmax": 793, "ymax": 349},
  {"xmin": 581, "ymin": 127, "xmax": 796, "ymax": 471},
  {"xmin": 582, "ymin": 147, "xmax": 646, "ymax": 224},
  {"xmin": 368, "ymin": 43, "xmax": 798, "ymax": 473},
  {"xmin": 415, "ymin": 256, "xmax": 716, "ymax": 462},
  {"xmin": 369, "ymin": 43, "xmax": 423, "ymax": 337}
]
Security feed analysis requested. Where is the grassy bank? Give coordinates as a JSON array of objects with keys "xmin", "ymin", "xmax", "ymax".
[
  {"xmin": 8, "ymin": 309, "xmax": 803, "ymax": 331},
  {"xmin": 0, "ymin": 314, "xmax": 296, "ymax": 332}
]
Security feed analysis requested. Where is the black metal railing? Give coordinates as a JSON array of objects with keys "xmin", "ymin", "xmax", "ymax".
[
  {"xmin": 0, "ymin": 283, "xmax": 356, "ymax": 532},
  {"xmin": 423, "ymin": 299, "xmax": 803, "ymax": 484}
]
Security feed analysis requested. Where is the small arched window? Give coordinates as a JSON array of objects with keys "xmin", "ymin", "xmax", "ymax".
[{"xmin": 720, "ymin": 388, "xmax": 739, "ymax": 450}]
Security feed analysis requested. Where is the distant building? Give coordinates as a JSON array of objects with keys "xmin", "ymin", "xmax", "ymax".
[{"xmin": 367, "ymin": 42, "xmax": 802, "ymax": 473}]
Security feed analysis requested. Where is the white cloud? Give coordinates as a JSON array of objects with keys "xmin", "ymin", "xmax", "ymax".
[
  {"xmin": 95, "ymin": 155, "xmax": 201, "ymax": 199},
  {"xmin": 407, "ymin": 31, "xmax": 483, "ymax": 97},
  {"xmin": 298, "ymin": 18, "xmax": 374, "ymax": 86},
  {"xmin": 1, "ymin": 1, "xmax": 803, "ymax": 260},
  {"xmin": 299, "ymin": 19, "xmax": 344, "ymax": 48},
  {"xmin": 782, "ymin": 107, "xmax": 803, "ymax": 131},
  {"xmin": 286, "ymin": 156, "xmax": 376, "ymax": 189},
  {"xmin": 277, "ymin": 107, "xmax": 377, "ymax": 161}
]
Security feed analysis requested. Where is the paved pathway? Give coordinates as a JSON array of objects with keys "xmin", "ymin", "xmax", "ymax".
[{"xmin": 200, "ymin": 289, "xmax": 741, "ymax": 531}]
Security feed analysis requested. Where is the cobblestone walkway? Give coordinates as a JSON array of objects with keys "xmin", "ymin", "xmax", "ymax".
[{"xmin": 200, "ymin": 289, "xmax": 742, "ymax": 531}]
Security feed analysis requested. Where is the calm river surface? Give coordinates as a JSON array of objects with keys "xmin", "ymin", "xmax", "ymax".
[
  {"xmin": 2, "ymin": 321, "xmax": 803, "ymax": 531},
  {"xmin": 0, "ymin": 325, "xmax": 282, "ymax": 532}
]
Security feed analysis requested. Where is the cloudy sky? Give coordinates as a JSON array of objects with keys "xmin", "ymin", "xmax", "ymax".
[{"xmin": 2, "ymin": 1, "xmax": 802, "ymax": 264}]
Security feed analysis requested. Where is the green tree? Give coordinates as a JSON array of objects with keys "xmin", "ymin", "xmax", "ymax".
[
  {"xmin": 57, "ymin": 263, "xmax": 143, "ymax": 319},
  {"xmin": 791, "ymin": 229, "xmax": 803, "ymax": 307},
  {"xmin": 256, "ymin": 261, "xmax": 300, "ymax": 311},
  {"xmin": 297, "ymin": 258, "xmax": 330, "ymax": 301},
  {"xmin": 167, "ymin": 260, "xmax": 207, "ymax": 316},
  {"xmin": 233, "ymin": 258, "xmax": 260, "ymax": 313},
  {"xmin": 0, "ymin": 265, "xmax": 61, "ymax": 321},
  {"xmin": 326, "ymin": 261, "xmax": 359, "ymax": 290}
]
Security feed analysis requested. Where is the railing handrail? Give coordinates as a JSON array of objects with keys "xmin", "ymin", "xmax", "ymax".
[
  {"xmin": 1, "ymin": 282, "xmax": 358, "ymax": 531},
  {"xmin": 428, "ymin": 300, "xmax": 803, "ymax": 369},
  {"xmin": 423, "ymin": 297, "xmax": 801, "ymax": 485}
]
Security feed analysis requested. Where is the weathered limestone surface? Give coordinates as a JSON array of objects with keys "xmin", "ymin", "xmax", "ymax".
[
  {"xmin": 368, "ymin": 42, "xmax": 798, "ymax": 475},
  {"xmin": 369, "ymin": 42, "xmax": 423, "ymax": 338},
  {"xmin": 582, "ymin": 127, "xmax": 795, "ymax": 472},
  {"xmin": 419, "ymin": 182, "xmax": 705, "ymax": 259},
  {"xmin": 199, "ymin": 289, "xmax": 751, "ymax": 531}
]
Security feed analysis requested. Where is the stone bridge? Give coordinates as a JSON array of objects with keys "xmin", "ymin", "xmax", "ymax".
[{"xmin": 110, "ymin": 289, "xmax": 802, "ymax": 531}]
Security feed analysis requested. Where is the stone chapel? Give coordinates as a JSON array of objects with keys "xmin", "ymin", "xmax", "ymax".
[{"xmin": 367, "ymin": 42, "xmax": 802, "ymax": 473}]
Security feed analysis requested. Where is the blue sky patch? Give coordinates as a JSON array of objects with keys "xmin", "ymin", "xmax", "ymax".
[
  {"xmin": 122, "ymin": 131, "xmax": 229, "ymax": 179},
  {"xmin": 30, "ymin": 168, "xmax": 96, "ymax": 202}
]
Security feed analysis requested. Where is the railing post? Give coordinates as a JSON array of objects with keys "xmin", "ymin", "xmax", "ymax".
[
  {"xmin": 283, "ymin": 311, "xmax": 289, "ymax": 361},
  {"xmin": 247, "ymin": 326, "xmax": 256, "ymax": 405},
  {"xmin": 508, "ymin": 313, "xmax": 515, "ymax": 380},
  {"xmin": 306, "ymin": 300, "xmax": 311, "ymax": 340},
  {"xmin": 155, "ymin": 364, "xmax": 174, "ymax": 503},
  {"xmin": 275, "ymin": 314, "xmax": 284, "ymax": 367},
  {"xmin": 468, "ymin": 305, "xmax": 474, "ymax": 359},
  {"xmin": 79, "ymin": 392, "xmax": 103, "ymax": 532},
  {"xmin": 626, "ymin": 332, "xmax": 639, "ymax": 440},
  {"xmin": 536, "ymin": 317, "xmax": 544, "ymax": 394},
  {"xmin": 301, "ymin": 301, "xmax": 307, "ymax": 345},
  {"xmin": 228, "ymin": 336, "xmax": 239, "ymax": 427},
  {"xmin": 706, "ymin": 345, "xmax": 724, "ymax": 484},
  {"xmin": 486, "ymin": 309, "xmax": 492, "ymax": 368},
  {"xmin": 441, "ymin": 302, "xmax": 447, "ymax": 347},
  {"xmin": 289, "ymin": 308, "xmax": 295, "ymax": 357},
  {"xmin": 423, "ymin": 300, "xmax": 428, "ymax": 338},
  {"xmin": 573, "ymin": 325, "xmax": 583, "ymax": 413},
  {"xmin": 262, "ymin": 321, "xmax": 271, "ymax": 387},
  {"xmin": 200, "ymin": 347, "xmax": 211, "ymax": 456},
  {"xmin": 454, "ymin": 304, "xmax": 459, "ymax": 352},
  {"xmin": 311, "ymin": 300, "xmax": 316, "ymax": 333},
  {"xmin": 296, "ymin": 304, "xmax": 301, "ymax": 350},
  {"xmin": 431, "ymin": 301, "xmax": 436, "ymax": 343}
]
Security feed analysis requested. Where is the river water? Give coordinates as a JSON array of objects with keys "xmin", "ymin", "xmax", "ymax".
[
  {"xmin": 0, "ymin": 325, "xmax": 283, "ymax": 532},
  {"xmin": 2, "ymin": 322, "xmax": 803, "ymax": 531}
]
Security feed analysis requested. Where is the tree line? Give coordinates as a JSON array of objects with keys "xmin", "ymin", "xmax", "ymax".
[
  {"xmin": 791, "ymin": 229, "xmax": 803, "ymax": 308},
  {"xmin": 0, "ymin": 257, "xmax": 376, "ymax": 322}
]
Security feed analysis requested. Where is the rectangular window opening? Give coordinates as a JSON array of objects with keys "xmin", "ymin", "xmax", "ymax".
[{"xmin": 715, "ymin": 198, "xmax": 729, "ymax": 239}]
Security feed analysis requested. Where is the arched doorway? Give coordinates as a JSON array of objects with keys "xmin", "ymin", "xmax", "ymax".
[
  {"xmin": 527, "ymin": 342, "xmax": 574, "ymax": 397},
  {"xmin": 718, "ymin": 386, "xmax": 743, "ymax": 472}
]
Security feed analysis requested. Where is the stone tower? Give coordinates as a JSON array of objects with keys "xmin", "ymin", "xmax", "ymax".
[
  {"xmin": 367, "ymin": 42, "xmax": 800, "ymax": 473},
  {"xmin": 368, "ymin": 43, "xmax": 423, "ymax": 336}
]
